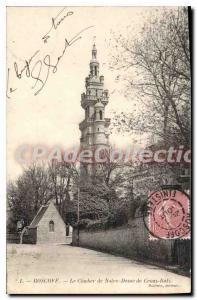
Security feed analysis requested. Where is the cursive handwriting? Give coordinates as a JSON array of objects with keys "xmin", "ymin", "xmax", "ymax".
[
  {"xmin": 42, "ymin": 7, "xmax": 74, "ymax": 43},
  {"xmin": 8, "ymin": 25, "xmax": 94, "ymax": 98},
  {"xmin": 14, "ymin": 50, "xmax": 40, "ymax": 79},
  {"xmin": 34, "ymin": 26, "xmax": 93, "ymax": 95},
  {"xmin": 6, "ymin": 68, "xmax": 17, "ymax": 99}
]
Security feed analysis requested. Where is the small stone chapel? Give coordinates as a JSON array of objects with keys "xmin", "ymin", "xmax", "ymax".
[{"xmin": 21, "ymin": 200, "xmax": 72, "ymax": 244}]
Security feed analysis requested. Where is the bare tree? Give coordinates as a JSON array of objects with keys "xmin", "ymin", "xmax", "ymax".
[{"xmin": 109, "ymin": 7, "xmax": 191, "ymax": 146}]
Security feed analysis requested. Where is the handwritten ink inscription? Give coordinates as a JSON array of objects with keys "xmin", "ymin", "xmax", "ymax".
[
  {"xmin": 7, "ymin": 8, "xmax": 94, "ymax": 98},
  {"xmin": 42, "ymin": 7, "xmax": 74, "ymax": 43}
]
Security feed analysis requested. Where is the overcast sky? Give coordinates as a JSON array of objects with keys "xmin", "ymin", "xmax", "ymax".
[{"xmin": 7, "ymin": 6, "xmax": 175, "ymax": 180}]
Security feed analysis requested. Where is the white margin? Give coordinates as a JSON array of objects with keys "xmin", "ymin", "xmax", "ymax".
[{"xmin": 0, "ymin": 1, "xmax": 196, "ymax": 299}]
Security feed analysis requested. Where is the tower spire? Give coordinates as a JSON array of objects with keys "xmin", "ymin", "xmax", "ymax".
[
  {"xmin": 92, "ymin": 43, "xmax": 97, "ymax": 60},
  {"xmin": 90, "ymin": 43, "xmax": 99, "ymax": 77},
  {"xmin": 79, "ymin": 45, "xmax": 110, "ymax": 177}
]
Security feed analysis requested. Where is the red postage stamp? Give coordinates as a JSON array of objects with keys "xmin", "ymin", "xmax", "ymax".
[{"xmin": 145, "ymin": 189, "xmax": 190, "ymax": 239}]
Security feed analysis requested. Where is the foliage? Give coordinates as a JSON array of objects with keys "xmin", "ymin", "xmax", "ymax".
[
  {"xmin": 7, "ymin": 162, "xmax": 74, "ymax": 232},
  {"xmin": 7, "ymin": 161, "xmax": 135, "ymax": 232},
  {"xmin": 7, "ymin": 164, "xmax": 50, "ymax": 231}
]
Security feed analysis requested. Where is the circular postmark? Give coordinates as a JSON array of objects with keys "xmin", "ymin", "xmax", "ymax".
[{"xmin": 143, "ymin": 189, "xmax": 190, "ymax": 239}]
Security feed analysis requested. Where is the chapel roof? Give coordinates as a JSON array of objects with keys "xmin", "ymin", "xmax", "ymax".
[
  {"xmin": 28, "ymin": 200, "xmax": 62, "ymax": 229},
  {"xmin": 28, "ymin": 204, "xmax": 49, "ymax": 229}
]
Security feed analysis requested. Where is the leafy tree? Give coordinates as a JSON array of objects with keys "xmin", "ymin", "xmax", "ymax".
[
  {"xmin": 7, "ymin": 163, "xmax": 50, "ymax": 231},
  {"xmin": 7, "ymin": 160, "xmax": 138, "ymax": 232}
]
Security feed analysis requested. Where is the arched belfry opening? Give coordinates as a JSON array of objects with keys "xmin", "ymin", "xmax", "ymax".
[
  {"xmin": 86, "ymin": 106, "xmax": 90, "ymax": 118},
  {"xmin": 99, "ymin": 110, "xmax": 103, "ymax": 120},
  {"xmin": 94, "ymin": 66, "xmax": 97, "ymax": 76}
]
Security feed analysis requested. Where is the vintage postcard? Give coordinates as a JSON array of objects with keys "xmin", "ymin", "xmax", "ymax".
[{"xmin": 6, "ymin": 6, "xmax": 191, "ymax": 294}]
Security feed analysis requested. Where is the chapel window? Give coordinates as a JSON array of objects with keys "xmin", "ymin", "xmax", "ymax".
[{"xmin": 49, "ymin": 220, "xmax": 54, "ymax": 232}]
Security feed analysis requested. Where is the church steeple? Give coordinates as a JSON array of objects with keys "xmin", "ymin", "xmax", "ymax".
[
  {"xmin": 79, "ymin": 45, "xmax": 111, "ymax": 176},
  {"xmin": 90, "ymin": 43, "xmax": 99, "ymax": 78}
]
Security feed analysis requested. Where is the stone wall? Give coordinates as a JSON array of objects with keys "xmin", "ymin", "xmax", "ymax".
[
  {"xmin": 72, "ymin": 217, "xmax": 177, "ymax": 265},
  {"xmin": 7, "ymin": 233, "xmax": 20, "ymax": 244},
  {"xmin": 22, "ymin": 228, "xmax": 37, "ymax": 244}
]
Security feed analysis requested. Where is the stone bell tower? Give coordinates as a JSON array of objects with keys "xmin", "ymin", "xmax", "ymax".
[{"xmin": 79, "ymin": 44, "xmax": 110, "ymax": 177}]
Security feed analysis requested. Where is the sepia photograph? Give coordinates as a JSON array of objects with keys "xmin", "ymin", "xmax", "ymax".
[{"xmin": 6, "ymin": 5, "xmax": 191, "ymax": 294}]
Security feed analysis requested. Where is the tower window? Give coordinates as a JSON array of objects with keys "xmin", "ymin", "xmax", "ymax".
[
  {"xmin": 98, "ymin": 128, "xmax": 99, "ymax": 132},
  {"xmin": 94, "ymin": 66, "xmax": 97, "ymax": 76},
  {"xmin": 86, "ymin": 106, "xmax": 90, "ymax": 118},
  {"xmin": 99, "ymin": 110, "xmax": 103, "ymax": 120},
  {"xmin": 49, "ymin": 220, "xmax": 54, "ymax": 232}
]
